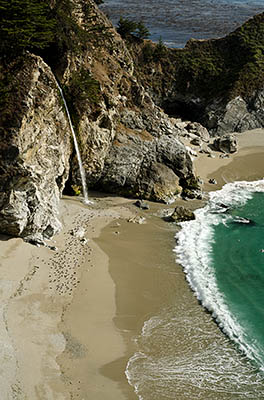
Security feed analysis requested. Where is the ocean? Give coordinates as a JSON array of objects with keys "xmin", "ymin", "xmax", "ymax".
[
  {"xmin": 100, "ymin": 0, "xmax": 264, "ymax": 48},
  {"xmin": 125, "ymin": 181, "xmax": 264, "ymax": 399},
  {"xmin": 99, "ymin": 1, "xmax": 264, "ymax": 398}
]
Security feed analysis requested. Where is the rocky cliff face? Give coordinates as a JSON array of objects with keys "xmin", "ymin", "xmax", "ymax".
[
  {"xmin": 51, "ymin": 0, "xmax": 200, "ymax": 201},
  {"xmin": 0, "ymin": 53, "xmax": 71, "ymax": 242},
  {"xmin": 5, "ymin": 1, "xmax": 263, "ymax": 240},
  {"xmin": 204, "ymin": 91, "xmax": 264, "ymax": 135},
  {"xmin": 97, "ymin": 109, "xmax": 196, "ymax": 202},
  {"xmin": 0, "ymin": 0, "xmax": 202, "ymax": 240},
  {"xmin": 129, "ymin": 12, "xmax": 264, "ymax": 135}
]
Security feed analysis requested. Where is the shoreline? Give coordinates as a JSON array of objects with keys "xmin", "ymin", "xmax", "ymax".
[{"xmin": 0, "ymin": 128, "xmax": 263, "ymax": 398}]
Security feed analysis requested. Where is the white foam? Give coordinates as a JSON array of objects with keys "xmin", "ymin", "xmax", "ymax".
[
  {"xmin": 125, "ymin": 181, "xmax": 264, "ymax": 399},
  {"xmin": 174, "ymin": 179, "xmax": 264, "ymax": 367},
  {"xmin": 125, "ymin": 311, "xmax": 264, "ymax": 399}
]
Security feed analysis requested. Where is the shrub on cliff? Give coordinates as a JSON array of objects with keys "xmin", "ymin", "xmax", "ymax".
[
  {"xmin": 62, "ymin": 68, "xmax": 102, "ymax": 125},
  {"xmin": 154, "ymin": 37, "xmax": 167, "ymax": 59},
  {"xmin": 117, "ymin": 17, "xmax": 150, "ymax": 40}
]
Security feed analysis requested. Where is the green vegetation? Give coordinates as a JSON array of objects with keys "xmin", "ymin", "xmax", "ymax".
[
  {"xmin": 130, "ymin": 12, "xmax": 264, "ymax": 110},
  {"xmin": 0, "ymin": 0, "xmax": 109, "ymax": 62},
  {"xmin": 63, "ymin": 68, "xmax": 101, "ymax": 125},
  {"xmin": 154, "ymin": 37, "xmax": 167, "ymax": 59},
  {"xmin": 0, "ymin": 0, "xmax": 55, "ymax": 57},
  {"xmin": 0, "ymin": 55, "xmax": 33, "ymax": 133},
  {"xmin": 141, "ymin": 37, "xmax": 167, "ymax": 63},
  {"xmin": 117, "ymin": 17, "xmax": 150, "ymax": 40},
  {"xmin": 174, "ymin": 12, "xmax": 264, "ymax": 100},
  {"xmin": 66, "ymin": 69, "xmax": 101, "ymax": 105}
]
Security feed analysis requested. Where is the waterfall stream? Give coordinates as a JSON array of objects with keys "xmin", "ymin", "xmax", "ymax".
[{"xmin": 56, "ymin": 81, "xmax": 91, "ymax": 205}]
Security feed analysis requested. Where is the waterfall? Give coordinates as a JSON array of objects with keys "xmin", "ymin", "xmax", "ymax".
[{"xmin": 56, "ymin": 81, "xmax": 92, "ymax": 205}]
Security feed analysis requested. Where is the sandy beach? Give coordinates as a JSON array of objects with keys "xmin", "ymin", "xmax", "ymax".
[{"xmin": 0, "ymin": 129, "xmax": 263, "ymax": 399}]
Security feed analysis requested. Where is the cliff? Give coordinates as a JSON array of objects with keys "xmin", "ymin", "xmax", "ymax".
[
  {"xmin": 0, "ymin": 0, "xmax": 263, "ymax": 241},
  {"xmin": 0, "ymin": 53, "xmax": 71, "ymax": 242},
  {"xmin": 129, "ymin": 12, "xmax": 264, "ymax": 135}
]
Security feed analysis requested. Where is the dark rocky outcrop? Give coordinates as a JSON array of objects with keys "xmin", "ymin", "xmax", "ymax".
[
  {"xmin": 203, "ymin": 94, "xmax": 264, "ymax": 135},
  {"xmin": 97, "ymin": 126, "xmax": 196, "ymax": 203},
  {"xmin": 167, "ymin": 206, "xmax": 195, "ymax": 223},
  {"xmin": 129, "ymin": 12, "xmax": 264, "ymax": 135},
  {"xmin": 186, "ymin": 122, "xmax": 210, "ymax": 142},
  {"xmin": 213, "ymin": 135, "xmax": 238, "ymax": 153}
]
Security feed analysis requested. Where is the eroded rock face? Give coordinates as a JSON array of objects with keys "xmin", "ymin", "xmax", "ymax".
[
  {"xmin": 167, "ymin": 205, "xmax": 195, "ymax": 222},
  {"xmin": 204, "ymin": 95, "xmax": 263, "ymax": 135},
  {"xmin": 57, "ymin": 1, "xmax": 200, "ymax": 201},
  {"xmin": 97, "ymin": 125, "xmax": 196, "ymax": 203},
  {"xmin": 185, "ymin": 122, "xmax": 210, "ymax": 142},
  {"xmin": 0, "ymin": 54, "xmax": 71, "ymax": 242},
  {"xmin": 213, "ymin": 134, "xmax": 238, "ymax": 153},
  {"xmin": 0, "ymin": 0, "xmax": 202, "ymax": 240}
]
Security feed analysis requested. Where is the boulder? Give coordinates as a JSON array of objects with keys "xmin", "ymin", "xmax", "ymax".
[
  {"xmin": 204, "ymin": 94, "xmax": 264, "ymax": 135},
  {"xmin": 213, "ymin": 135, "xmax": 238, "ymax": 153},
  {"xmin": 134, "ymin": 200, "xmax": 149, "ymax": 210},
  {"xmin": 186, "ymin": 122, "xmax": 210, "ymax": 142},
  {"xmin": 199, "ymin": 143, "xmax": 212, "ymax": 155},
  {"xmin": 167, "ymin": 206, "xmax": 195, "ymax": 222},
  {"xmin": 96, "ymin": 128, "xmax": 198, "ymax": 202},
  {"xmin": 208, "ymin": 178, "xmax": 217, "ymax": 185}
]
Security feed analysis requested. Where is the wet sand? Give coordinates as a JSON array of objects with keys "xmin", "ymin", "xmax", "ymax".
[
  {"xmin": 96, "ymin": 131, "xmax": 264, "ymax": 399},
  {"xmin": 0, "ymin": 129, "xmax": 263, "ymax": 399},
  {"xmin": 194, "ymin": 128, "xmax": 264, "ymax": 191}
]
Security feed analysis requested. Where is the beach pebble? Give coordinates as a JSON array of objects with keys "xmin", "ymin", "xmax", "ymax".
[{"xmin": 134, "ymin": 200, "xmax": 150, "ymax": 210}]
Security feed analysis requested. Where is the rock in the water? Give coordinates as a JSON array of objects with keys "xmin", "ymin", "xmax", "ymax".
[
  {"xmin": 213, "ymin": 135, "xmax": 238, "ymax": 153},
  {"xmin": 167, "ymin": 206, "xmax": 195, "ymax": 222}
]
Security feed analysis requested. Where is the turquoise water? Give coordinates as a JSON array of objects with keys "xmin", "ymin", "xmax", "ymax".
[
  {"xmin": 213, "ymin": 191, "xmax": 264, "ymax": 368},
  {"xmin": 175, "ymin": 180, "xmax": 264, "ymax": 368}
]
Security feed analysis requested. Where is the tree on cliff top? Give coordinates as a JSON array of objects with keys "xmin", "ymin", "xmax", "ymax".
[
  {"xmin": 117, "ymin": 17, "xmax": 150, "ymax": 40},
  {"xmin": 0, "ymin": 0, "xmax": 55, "ymax": 57}
]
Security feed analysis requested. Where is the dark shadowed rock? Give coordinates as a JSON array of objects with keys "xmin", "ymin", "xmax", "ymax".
[
  {"xmin": 204, "ymin": 94, "xmax": 264, "ymax": 135},
  {"xmin": 167, "ymin": 206, "xmax": 195, "ymax": 222},
  {"xmin": 190, "ymin": 137, "xmax": 202, "ymax": 146},
  {"xmin": 213, "ymin": 135, "xmax": 238, "ymax": 153},
  {"xmin": 209, "ymin": 178, "xmax": 217, "ymax": 184},
  {"xmin": 134, "ymin": 200, "xmax": 149, "ymax": 210},
  {"xmin": 96, "ymin": 126, "xmax": 199, "ymax": 203},
  {"xmin": 186, "ymin": 122, "xmax": 210, "ymax": 142}
]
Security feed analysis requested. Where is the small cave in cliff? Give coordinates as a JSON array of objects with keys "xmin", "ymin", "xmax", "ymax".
[
  {"xmin": 62, "ymin": 169, "xmax": 76, "ymax": 197},
  {"xmin": 63, "ymin": 179, "xmax": 76, "ymax": 196},
  {"xmin": 162, "ymin": 99, "xmax": 205, "ymax": 123}
]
